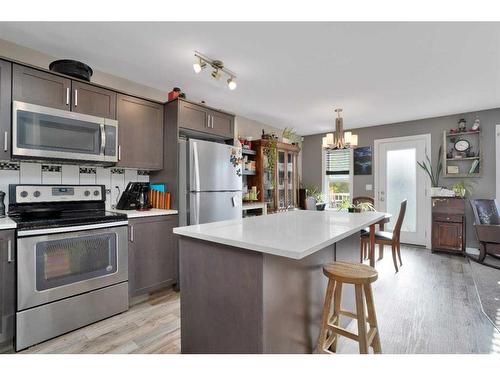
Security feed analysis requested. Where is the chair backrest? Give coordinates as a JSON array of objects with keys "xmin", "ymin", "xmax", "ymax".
[
  {"xmin": 392, "ymin": 200, "xmax": 407, "ymax": 240},
  {"xmin": 470, "ymin": 199, "xmax": 500, "ymax": 225},
  {"xmin": 352, "ymin": 196, "xmax": 374, "ymax": 206}
]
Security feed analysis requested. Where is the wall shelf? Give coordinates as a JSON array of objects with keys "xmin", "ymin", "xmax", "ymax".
[
  {"xmin": 242, "ymin": 148, "xmax": 257, "ymax": 156},
  {"xmin": 442, "ymin": 129, "xmax": 482, "ymax": 178}
]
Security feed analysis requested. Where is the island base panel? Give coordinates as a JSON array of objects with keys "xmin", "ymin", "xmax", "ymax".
[{"xmin": 179, "ymin": 234, "xmax": 359, "ymax": 353}]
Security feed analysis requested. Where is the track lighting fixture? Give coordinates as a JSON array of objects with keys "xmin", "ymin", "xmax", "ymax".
[{"xmin": 193, "ymin": 51, "xmax": 238, "ymax": 90}]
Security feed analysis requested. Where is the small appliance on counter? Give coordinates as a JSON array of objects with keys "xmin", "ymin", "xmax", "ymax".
[
  {"xmin": 0, "ymin": 191, "xmax": 5, "ymax": 217},
  {"xmin": 116, "ymin": 182, "xmax": 151, "ymax": 210}
]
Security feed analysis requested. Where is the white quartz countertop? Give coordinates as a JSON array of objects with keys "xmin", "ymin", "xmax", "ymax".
[
  {"xmin": 0, "ymin": 216, "xmax": 17, "ymax": 230},
  {"xmin": 108, "ymin": 208, "xmax": 178, "ymax": 218},
  {"xmin": 173, "ymin": 210, "xmax": 388, "ymax": 260}
]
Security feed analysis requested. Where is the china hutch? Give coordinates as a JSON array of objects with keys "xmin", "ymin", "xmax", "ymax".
[{"xmin": 246, "ymin": 140, "xmax": 300, "ymax": 213}]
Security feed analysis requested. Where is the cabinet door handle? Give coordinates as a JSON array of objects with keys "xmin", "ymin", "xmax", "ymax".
[
  {"xmin": 74, "ymin": 89, "xmax": 78, "ymax": 107},
  {"xmin": 206, "ymin": 114, "xmax": 210, "ymax": 128},
  {"xmin": 7, "ymin": 239, "xmax": 13, "ymax": 263},
  {"xmin": 66, "ymin": 87, "xmax": 70, "ymax": 105},
  {"xmin": 118, "ymin": 145, "xmax": 122, "ymax": 161},
  {"xmin": 130, "ymin": 225, "xmax": 134, "ymax": 242},
  {"xmin": 211, "ymin": 115, "xmax": 214, "ymax": 128},
  {"xmin": 3, "ymin": 131, "xmax": 8, "ymax": 152}
]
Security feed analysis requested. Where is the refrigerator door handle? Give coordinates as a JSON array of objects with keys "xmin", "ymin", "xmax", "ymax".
[{"xmin": 192, "ymin": 141, "xmax": 201, "ymax": 192}]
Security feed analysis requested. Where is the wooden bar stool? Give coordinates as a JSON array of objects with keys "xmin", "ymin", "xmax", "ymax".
[{"xmin": 316, "ymin": 261, "xmax": 381, "ymax": 354}]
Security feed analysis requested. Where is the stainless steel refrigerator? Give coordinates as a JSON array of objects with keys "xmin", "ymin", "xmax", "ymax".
[{"xmin": 179, "ymin": 138, "xmax": 243, "ymax": 226}]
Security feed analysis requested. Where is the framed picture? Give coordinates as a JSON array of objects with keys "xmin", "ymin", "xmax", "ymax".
[{"xmin": 354, "ymin": 146, "xmax": 372, "ymax": 175}]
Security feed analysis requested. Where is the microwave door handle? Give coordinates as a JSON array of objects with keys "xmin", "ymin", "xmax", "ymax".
[{"xmin": 100, "ymin": 123, "xmax": 106, "ymax": 155}]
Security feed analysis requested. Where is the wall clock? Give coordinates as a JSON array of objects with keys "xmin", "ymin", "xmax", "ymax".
[{"xmin": 454, "ymin": 139, "xmax": 470, "ymax": 152}]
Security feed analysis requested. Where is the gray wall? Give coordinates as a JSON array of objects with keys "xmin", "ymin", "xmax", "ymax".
[{"xmin": 302, "ymin": 107, "xmax": 500, "ymax": 248}]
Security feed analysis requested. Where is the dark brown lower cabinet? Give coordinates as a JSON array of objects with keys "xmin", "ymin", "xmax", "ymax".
[
  {"xmin": 128, "ymin": 215, "xmax": 178, "ymax": 298},
  {"xmin": 0, "ymin": 230, "xmax": 15, "ymax": 352},
  {"xmin": 431, "ymin": 197, "xmax": 465, "ymax": 254}
]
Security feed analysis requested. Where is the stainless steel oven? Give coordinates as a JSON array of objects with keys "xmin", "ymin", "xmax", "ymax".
[
  {"xmin": 17, "ymin": 223, "xmax": 128, "ymax": 311},
  {"xmin": 15, "ymin": 221, "xmax": 128, "ymax": 350},
  {"xmin": 12, "ymin": 101, "xmax": 118, "ymax": 163}
]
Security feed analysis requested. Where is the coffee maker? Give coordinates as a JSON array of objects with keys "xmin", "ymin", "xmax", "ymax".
[{"xmin": 116, "ymin": 182, "xmax": 150, "ymax": 210}]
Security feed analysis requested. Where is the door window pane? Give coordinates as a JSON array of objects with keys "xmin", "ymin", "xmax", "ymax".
[
  {"xmin": 386, "ymin": 148, "xmax": 416, "ymax": 232},
  {"xmin": 36, "ymin": 233, "xmax": 117, "ymax": 291}
]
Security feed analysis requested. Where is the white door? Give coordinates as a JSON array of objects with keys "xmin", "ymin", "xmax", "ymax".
[{"xmin": 374, "ymin": 135, "xmax": 431, "ymax": 247}]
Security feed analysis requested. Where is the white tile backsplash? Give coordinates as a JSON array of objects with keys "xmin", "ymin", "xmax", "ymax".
[
  {"xmin": 20, "ymin": 162, "xmax": 41, "ymax": 184},
  {"xmin": 5, "ymin": 162, "xmax": 148, "ymax": 210},
  {"xmin": 111, "ymin": 170, "xmax": 125, "ymax": 209},
  {"xmin": 61, "ymin": 165, "xmax": 80, "ymax": 184},
  {"xmin": 96, "ymin": 167, "xmax": 112, "ymax": 210},
  {"xmin": 0, "ymin": 166, "xmax": 20, "ymax": 211}
]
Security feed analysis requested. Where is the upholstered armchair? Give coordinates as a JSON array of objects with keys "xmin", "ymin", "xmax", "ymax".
[{"xmin": 470, "ymin": 199, "xmax": 500, "ymax": 265}]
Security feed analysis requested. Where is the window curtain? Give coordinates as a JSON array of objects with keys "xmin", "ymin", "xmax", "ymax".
[{"xmin": 325, "ymin": 149, "xmax": 350, "ymax": 175}]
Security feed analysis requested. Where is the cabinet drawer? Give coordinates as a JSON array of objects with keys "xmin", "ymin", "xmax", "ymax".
[
  {"xmin": 433, "ymin": 214, "xmax": 464, "ymax": 223},
  {"xmin": 431, "ymin": 198, "xmax": 465, "ymax": 214}
]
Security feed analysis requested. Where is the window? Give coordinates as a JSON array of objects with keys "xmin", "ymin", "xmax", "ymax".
[{"xmin": 324, "ymin": 149, "xmax": 353, "ymax": 208}]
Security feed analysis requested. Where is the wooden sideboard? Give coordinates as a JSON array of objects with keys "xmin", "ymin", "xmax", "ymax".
[{"xmin": 431, "ymin": 197, "xmax": 466, "ymax": 254}]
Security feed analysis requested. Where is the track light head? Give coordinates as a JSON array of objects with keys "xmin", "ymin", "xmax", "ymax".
[
  {"xmin": 193, "ymin": 57, "xmax": 206, "ymax": 74},
  {"xmin": 211, "ymin": 69, "xmax": 221, "ymax": 79},
  {"xmin": 227, "ymin": 77, "xmax": 237, "ymax": 90}
]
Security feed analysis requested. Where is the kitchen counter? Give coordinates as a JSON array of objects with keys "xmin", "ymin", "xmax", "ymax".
[
  {"xmin": 0, "ymin": 216, "xmax": 17, "ymax": 230},
  {"xmin": 108, "ymin": 208, "xmax": 178, "ymax": 219},
  {"xmin": 174, "ymin": 210, "xmax": 389, "ymax": 354},
  {"xmin": 173, "ymin": 210, "xmax": 385, "ymax": 260}
]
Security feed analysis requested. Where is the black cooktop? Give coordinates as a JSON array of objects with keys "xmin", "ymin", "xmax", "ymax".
[{"xmin": 10, "ymin": 209, "xmax": 128, "ymax": 230}]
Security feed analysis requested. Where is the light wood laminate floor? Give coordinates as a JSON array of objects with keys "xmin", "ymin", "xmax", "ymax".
[{"xmin": 19, "ymin": 246, "xmax": 500, "ymax": 354}]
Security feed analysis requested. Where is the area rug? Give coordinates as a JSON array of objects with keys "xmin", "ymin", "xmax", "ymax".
[{"xmin": 469, "ymin": 257, "xmax": 500, "ymax": 330}]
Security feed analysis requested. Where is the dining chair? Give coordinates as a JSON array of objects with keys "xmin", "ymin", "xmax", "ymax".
[
  {"xmin": 360, "ymin": 200, "xmax": 407, "ymax": 272},
  {"xmin": 352, "ymin": 196, "xmax": 375, "ymax": 206}
]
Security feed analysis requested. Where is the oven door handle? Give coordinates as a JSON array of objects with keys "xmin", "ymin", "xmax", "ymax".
[{"xmin": 17, "ymin": 221, "xmax": 129, "ymax": 237}]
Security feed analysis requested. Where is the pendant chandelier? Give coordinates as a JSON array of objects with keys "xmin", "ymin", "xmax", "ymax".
[{"xmin": 322, "ymin": 108, "xmax": 358, "ymax": 149}]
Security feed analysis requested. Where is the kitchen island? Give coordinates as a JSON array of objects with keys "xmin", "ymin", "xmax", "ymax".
[{"xmin": 173, "ymin": 210, "xmax": 387, "ymax": 354}]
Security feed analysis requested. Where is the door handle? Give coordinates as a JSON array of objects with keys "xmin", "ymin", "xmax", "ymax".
[
  {"xmin": 74, "ymin": 89, "xmax": 78, "ymax": 107},
  {"xmin": 118, "ymin": 145, "xmax": 122, "ymax": 161},
  {"xmin": 130, "ymin": 225, "xmax": 134, "ymax": 242},
  {"xmin": 100, "ymin": 124, "xmax": 106, "ymax": 155},
  {"xmin": 3, "ymin": 131, "xmax": 7, "ymax": 152},
  {"xmin": 7, "ymin": 239, "xmax": 13, "ymax": 263},
  {"xmin": 66, "ymin": 87, "xmax": 70, "ymax": 105}
]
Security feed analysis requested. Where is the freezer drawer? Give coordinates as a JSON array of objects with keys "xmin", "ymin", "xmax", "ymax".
[{"xmin": 189, "ymin": 191, "xmax": 242, "ymax": 225}]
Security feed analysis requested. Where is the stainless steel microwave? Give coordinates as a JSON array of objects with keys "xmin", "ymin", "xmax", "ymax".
[{"xmin": 12, "ymin": 101, "xmax": 118, "ymax": 163}]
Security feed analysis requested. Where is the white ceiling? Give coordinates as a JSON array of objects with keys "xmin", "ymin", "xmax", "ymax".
[{"xmin": 0, "ymin": 22, "xmax": 499, "ymax": 135}]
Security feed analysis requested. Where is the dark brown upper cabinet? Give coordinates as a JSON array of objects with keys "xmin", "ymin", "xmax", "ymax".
[
  {"xmin": 12, "ymin": 64, "xmax": 71, "ymax": 110},
  {"xmin": 116, "ymin": 94, "xmax": 164, "ymax": 170},
  {"xmin": 0, "ymin": 60, "xmax": 12, "ymax": 157},
  {"xmin": 71, "ymin": 81, "xmax": 116, "ymax": 119},
  {"xmin": 209, "ymin": 109, "xmax": 234, "ymax": 138},
  {"xmin": 177, "ymin": 99, "xmax": 234, "ymax": 139},
  {"xmin": 179, "ymin": 101, "xmax": 209, "ymax": 133}
]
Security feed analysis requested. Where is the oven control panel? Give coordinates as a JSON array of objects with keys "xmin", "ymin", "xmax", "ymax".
[{"xmin": 14, "ymin": 185, "xmax": 104, "ymax": 203}]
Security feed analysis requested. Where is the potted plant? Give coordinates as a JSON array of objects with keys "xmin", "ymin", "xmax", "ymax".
[
  {"xmin": 282, "ymin": 127, "xmax": 303, "ymax": 149},
  {"xmin": 304, "ymin": 185, "xmax": 326, "ymax": 211},
  {"xmin": 338, "ymin": 198, "xmax": 376, "ymax": 213},
  {"xmin": 451, "ymin": 180, "xmax": 474, "ymax": 198},
  {"xmin": 417, "ymin": 145, "xmax": 443, "ymax": 196}
]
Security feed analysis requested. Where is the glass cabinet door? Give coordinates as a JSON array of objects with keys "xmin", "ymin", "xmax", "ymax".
[
  {"xmin": 263, "ymin": 148, "xmax": 276, "ymax": 212},
  {"xmin": 277, "ymin": 150, "xmax": 286, "ymax": 210},
  {"xmin": 286, "ymin": 152, "xmax": 296, "ymax": 208}
]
